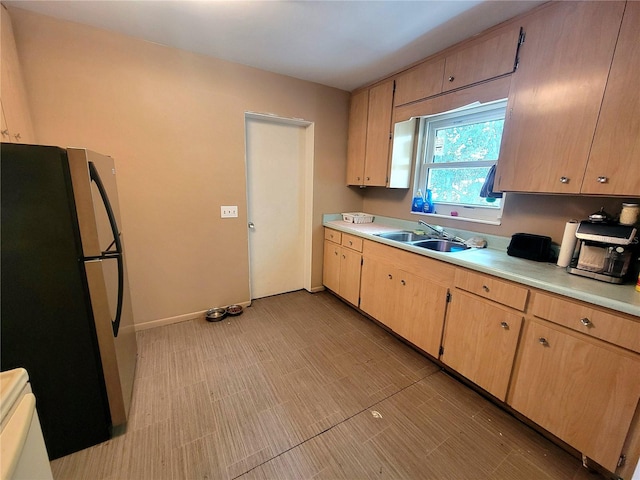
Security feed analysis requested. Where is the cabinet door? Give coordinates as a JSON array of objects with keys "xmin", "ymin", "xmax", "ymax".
[
  {"xmin": 442, "ymin": 25, "xmax": 521, "ymax": 93},
  {"xmin": 363, "ymin": 80, "xmax": 394, "ymax": 186},
  {"xmin": 394, "ymin": 59, "xmax": 445, "ymax": 106},
  {"xmin": 395, "ymin": 270, "xmax": 448, "ymax": 358},
  {"xmin": 509, "ymin": 320, "xmax": 640, "ymax": 472},
  {"xmin": 582, "ymin": 2, "xmax": 640, "ymax": 196},
  {"xmin": 495, "ymin": 2, "xmax": 625, "ymax": 194},
  {"xmin": 339, "ymin": 247, "xmax": 361, "ymax": 306},
  {"xmin": 346, "ymin": 90, "xmax": 368, "ymax": 186},
  {"xmin": 323, "ymin": 240, "xmax": 341, "ymax": 294},
  {"xmin": 360, "ymin": 256, "xmax": 397, "ymax": 329},
  {"xmin": 442, "ymin": 291, "xmax": 522, "ymax": 401}
]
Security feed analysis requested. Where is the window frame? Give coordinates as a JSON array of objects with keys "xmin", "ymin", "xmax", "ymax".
[{"xmin": 412, "ymin": 99, "xmax": 508, "ymax": 225}]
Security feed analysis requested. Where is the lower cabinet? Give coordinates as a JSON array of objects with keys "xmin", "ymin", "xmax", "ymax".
[
  {"xmin": 324, "ymin": 232, "xmax": 640, "ymax": 477},
  {"xmin": 322, "ymin": 229, "xmax": 362, "ymax": 306},
  {"xmin": 360, "ymin": 242, "xmax": 450, "ymax": 358},
  {"xmin": 441, "ymin": 290, "xmax": 523, "ymax": 401},
  {"xmin": 508, "ymin": 319, "xmax": 640, "ymax": 473}
]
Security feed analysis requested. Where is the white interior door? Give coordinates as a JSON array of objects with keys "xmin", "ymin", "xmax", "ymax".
[{"xmin": 245, "ymin": 114, "xmax": 311, "ymax": 299}]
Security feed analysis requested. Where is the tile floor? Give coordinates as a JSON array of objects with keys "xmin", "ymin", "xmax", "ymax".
[{"xmin": 50, "ymin": 290, "xmax": 607, "ymax": 479}]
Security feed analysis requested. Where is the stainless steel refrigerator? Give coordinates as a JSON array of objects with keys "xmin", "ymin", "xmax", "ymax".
[{"xmin": 1, "ymin": 143, "xmax": 138, "ymax": 459}]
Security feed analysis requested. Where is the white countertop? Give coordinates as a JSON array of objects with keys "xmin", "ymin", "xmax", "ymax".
[{"xmin": 324, "ymin": 216, "xmax": 640, "ymax": 318}]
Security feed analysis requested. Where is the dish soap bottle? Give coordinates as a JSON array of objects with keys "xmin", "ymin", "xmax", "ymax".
[
  {"xmin": 411, "ymin": 189, "xmax": 424, "ymax": 212},
  {"xmin": 423, "ymin": 189, "xmax": 434, "ymax": 214}
]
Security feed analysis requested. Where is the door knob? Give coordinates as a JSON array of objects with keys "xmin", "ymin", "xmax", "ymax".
[{"xmin": 248, "ymin": 222, "xmax": 255, "ymax": 229}]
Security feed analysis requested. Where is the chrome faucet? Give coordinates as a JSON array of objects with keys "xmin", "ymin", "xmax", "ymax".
[{"xmin": 418, "ymin": 220, "xmax": 466, "ymax": 243}]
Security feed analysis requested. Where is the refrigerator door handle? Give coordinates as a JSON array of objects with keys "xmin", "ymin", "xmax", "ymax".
[{"xmin": 88, "ymin": 161, "xmax": 124, "ymax": 337}]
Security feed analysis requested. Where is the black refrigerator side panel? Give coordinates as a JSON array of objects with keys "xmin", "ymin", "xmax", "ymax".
[{"xmin": 1, "ymin": 143, "xmax": 112, "ymax": 459}]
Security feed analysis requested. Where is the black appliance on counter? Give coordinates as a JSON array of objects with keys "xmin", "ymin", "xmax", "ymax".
[
  {"xmin": 1, "ymin": 143, "xmax": 138, "ymax": 459},
  {"xmin": 567, "ymin": 221, "xmax": 638, "ymax": 284}
]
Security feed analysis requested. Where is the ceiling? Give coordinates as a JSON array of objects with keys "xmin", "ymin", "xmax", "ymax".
[{"xmin": 6, "ymin": 0, "xmax": 544, "ymax": 91}]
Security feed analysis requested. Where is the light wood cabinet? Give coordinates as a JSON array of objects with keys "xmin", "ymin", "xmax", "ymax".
[
  {"xmin": 394, "ymin": 59, "xmax": 445, "ymax": 107},
  {"xmin": 346, "ymin": 80, "xmax": 394, "ymax": 187},
  {"xmin": 581, "ymin": 2, "xmax": 640, "ymax": 196},
  {"xmin": 495, "ymin": 2, "xmax": 625, "ymax": 194},
  {"xmin": 442, "ymin": 24, "xmax": 521, "ymax": 93},
  {"xmin": 442, "ymin": 280, "xmax": 523, "ymax": 401},
  {"xmin": 532, "ymin": 291, "xmax": 640, "ymax": 354},
  {"xmin": 0, "ymin": 5, "xmax": 35, "ymax": 144},
  {"xmin": 508, "ymin": 318, "xmax": 640, "ymax": 472},
  {"xmin": 322, "ymin": 229, "xmax": 362, "ymax": 306},
  {"xmin": 360, "ymin": 240, "xmax": 452, "ymax": 358}
]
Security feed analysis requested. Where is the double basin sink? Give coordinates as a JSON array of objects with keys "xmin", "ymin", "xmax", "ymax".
[{"xmin": 374, "ymin": 231, "xmax": 470, "ymax": 253}]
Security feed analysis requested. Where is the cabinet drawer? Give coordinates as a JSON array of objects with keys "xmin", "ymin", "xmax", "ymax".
[
  {"xmin": 341, "ymin": 233, "xmax": 363, "ymax": 252},
  {"xmin": 454, "ymin": 269, "xmax": 528, "ymax": 311},
  {"xmin": 532, "ymin": 292, "xmax": 640, "ymax": 353},
  {"xmin": 324, "ymin": 228, "xmax": 341, "ymax": 244}
]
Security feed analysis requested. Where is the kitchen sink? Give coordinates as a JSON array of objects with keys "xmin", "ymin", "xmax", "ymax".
[
  {"xmin": 412, "ymin": 239, "xmax": 470, "ymax": 252},
  {"xmin": 374, "ymin": 231, "xmax": 470, "ymax": 253},
  {"xmin": 374, "ymin": 231, "xmax": 433, "ymax": 242}
]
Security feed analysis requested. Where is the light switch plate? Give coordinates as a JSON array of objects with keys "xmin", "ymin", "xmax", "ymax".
[{"xmin": 221, "ymin": 206, "xmax": 238, "ymax": 218}]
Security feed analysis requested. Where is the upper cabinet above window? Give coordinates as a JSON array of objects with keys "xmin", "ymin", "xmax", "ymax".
[
  {"xmin": 441, "ymin": 25, "xmax": 522, "ymax": 93},
  {"xmin": 394, "ymin": 23, "xmax": 522, "ymax": 108}
]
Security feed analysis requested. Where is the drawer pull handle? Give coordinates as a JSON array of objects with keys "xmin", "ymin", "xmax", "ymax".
[
  {"xmin": 500, "ymin": 321, "xmax": 509, "ymax": 329},
  {"xmin": 580, "ymin": 317, "xmax": 592, "ymax": 327},
  {"xmin": 482, "ymin": 285, "xmax": 490, "ymax": 292},
  {"xmin": 560, "ymin": 176, "xmax": 569, "ymax": 184},
  {"xmin": 448, "ymin": 75, "xmax": 455, "ymax": 82},
  {"xmin": 538, "ymin": 337, "xmax": 548, "ymax": 346},
  {"xmin": 597, "ymin": 176, "xmax": 608, "ymax": 184},
  {"xmin": 401, "ymin": 280, "xmax": 406, "ymax": 286}
]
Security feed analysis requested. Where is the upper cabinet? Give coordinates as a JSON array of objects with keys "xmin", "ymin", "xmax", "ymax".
[
  {"xmin": 495, "ymin": 2, "xmax": 627, "ymax": 195},
  {"xmin": 346, "ymin": 80, "xmax": 394, "ymax": 187},
  {"xmin": 394, "ymin": 23, "xmax": 521, "ymax": 107},
  {"xmin": 442, "ymin": 24, "xmax": 522, "ymax": 93},
  {"xmin": 0, "ymin": 5, "xmax": 35, "ymax": 144},
  {"xmin": 581, "ymin": 2, "xmax": 640, "ymax": 196},
  {"xmin": 394, "ymin": 59, "xmax": 445, "ymax": 107}
]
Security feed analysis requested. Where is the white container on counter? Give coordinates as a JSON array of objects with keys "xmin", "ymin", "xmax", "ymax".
[{"xmin": 619, "ymin": 203, "xmax": 639, "ymax": 225}]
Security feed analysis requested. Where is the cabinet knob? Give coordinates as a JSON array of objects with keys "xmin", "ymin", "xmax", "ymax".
[
  {"xmin": 388, "ymin": 274, "xmax": 393, "ymax": 280},
  {"xmin": 366, "ymin": 176, "xmax": 370, "ymax": 181},
  {"xmin": 349, "ymin": 241, "xmax": 353, "ymax": 246},
  {"xmin": 482, "ymin": 285, "xmax": 490, "ymax": 292},
  {"xmin": 357, "ymin": 176, "xmax": 361, "ymax": 181},
  {"xmin": 13, "ymin": 133, "xmax": 21, "ymax": 141},
  {"xmin": 334, "ymin": 251, "xmax": 338, "ymax": 256},
  {"xmin": 400, "ymin": 279, "xmax": 406, "ymax": 286},
  {"xmin": 559, "ymin": 176, "xmax": 569, "ymax": 184},
  {"xmin": 500, "ymin": 321, "xmax": 509, "ymax": 329},
  {"xmin": 448, "ymin": 75, "xmax": 455, "ymax": 82},
  {"xmin": 342, "ymin": 254, "xmax": 346, "ymax": 259},
  {"xmin": 580, "ymin": 317, "xmax": 592, "ymax": 327},
  {"xmin": 597, "ymin": 176, "xmax": 608, "ymax": 184},
  {"xmin": 538, "ymin": 337, "xmax": 549, "ymax": 346},
  {"xmin": 1, "ymin": 129, "xmax": 9, "ymax": 137}
]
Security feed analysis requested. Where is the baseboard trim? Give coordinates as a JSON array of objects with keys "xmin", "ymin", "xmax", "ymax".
[
  {"xmin": 135, "ymin": 301, "xmax": 252, "ymax": 331},
  {"xmin": 308, "ymin": 285, "xmax": 326, "ymax": 293}
]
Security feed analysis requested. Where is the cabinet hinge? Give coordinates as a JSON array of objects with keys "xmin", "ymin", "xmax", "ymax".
[
  {"xmin": 617, "ymin": 455, "xmax": 626, "ymax": 468},
  {"xmin": 446, "ymin": 291, "xmax": 452, "ymax": 303},
  {"xmin": 514, "ymin": 27, "xmax": 525, "ymax": 71},
  {"xmin": 439, "ymin": 346, "xmax": 444, "ymax": 356}
]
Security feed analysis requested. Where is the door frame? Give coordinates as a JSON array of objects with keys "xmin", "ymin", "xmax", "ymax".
[{"xmin": 244, "ymin": 111, "xmax": 315, "ymax": 298}]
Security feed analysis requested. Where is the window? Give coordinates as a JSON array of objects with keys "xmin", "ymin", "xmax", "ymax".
[{"xmin": 413, "ymin": 99, "xmax": 508, "ymax": 224}]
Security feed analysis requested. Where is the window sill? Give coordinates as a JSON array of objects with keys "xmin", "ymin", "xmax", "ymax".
[{"xmin": 410, "ymin": 210, "xmax": 502, "ymax": 226}]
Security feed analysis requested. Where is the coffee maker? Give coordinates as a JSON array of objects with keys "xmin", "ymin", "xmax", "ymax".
[{"xmin": 567, "ymin": 221, "xmax": 638, "ymax": 284}]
